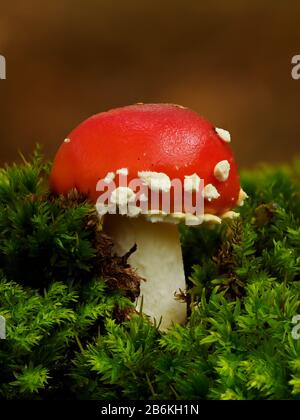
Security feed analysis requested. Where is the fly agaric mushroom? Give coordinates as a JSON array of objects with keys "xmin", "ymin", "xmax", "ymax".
[{"xmin": 50, "ymin": 103, "xmax": 246, "ymax": 330}]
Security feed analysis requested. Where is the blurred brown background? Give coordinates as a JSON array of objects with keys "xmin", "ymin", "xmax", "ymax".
[{"xmin": 0, "ymin": 0, "xmax": 300, "ymax": 168}]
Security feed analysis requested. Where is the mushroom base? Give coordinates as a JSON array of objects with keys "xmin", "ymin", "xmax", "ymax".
[{"xmin": 103, "ymin": 214, "xmax": 187, "ymax": 330}]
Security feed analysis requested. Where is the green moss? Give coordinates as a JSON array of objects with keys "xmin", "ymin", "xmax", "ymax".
[{"xmin": 0, "ymin": 149, "xmax": 300, "ymax": 400}]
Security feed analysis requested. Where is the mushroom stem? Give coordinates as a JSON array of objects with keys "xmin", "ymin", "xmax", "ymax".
[{"xmin": 103, "ymin": 214, "xmax": 187, "ymax": 330}]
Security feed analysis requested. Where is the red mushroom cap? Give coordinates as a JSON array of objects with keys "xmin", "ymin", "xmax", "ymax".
[{"xmin": 50, "ymin": 103, "xmax": 241, "ymax": 217}]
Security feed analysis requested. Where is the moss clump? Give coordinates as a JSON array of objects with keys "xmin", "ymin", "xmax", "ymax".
[{"xmin": 0, "ymin": 149, "xmax": 300, "ymax": 400}]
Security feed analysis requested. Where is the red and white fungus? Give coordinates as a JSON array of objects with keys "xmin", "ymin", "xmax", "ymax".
[{"xmin": 50, "ymin": 103, "xmax": 247, "ymax": 329}]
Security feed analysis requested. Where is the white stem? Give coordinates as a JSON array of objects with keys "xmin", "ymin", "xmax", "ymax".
[{"xmin": 103, "ymin": 215, "xmax": 187, "ymax": 330}]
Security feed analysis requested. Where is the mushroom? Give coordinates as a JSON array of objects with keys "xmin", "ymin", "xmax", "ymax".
[{"xmin": 50, "ymin": 103, "xmax": 245, "ymax": 330}]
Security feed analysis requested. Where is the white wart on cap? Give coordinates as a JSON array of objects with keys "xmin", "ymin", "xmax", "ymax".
[
  {"xmin": 202, "ymin": 184, "xmax": 220, "ymax": 202},
  {"xmin": 184, "ymin": 173, "xmax": 201, "ymax": 192},
  {"xmin": 214, "ymin": 160, "xmax": 231, "ymax": 182},
  {"xmin": 138, "ymin": 171, "xmax": 171, "ymax": 192},
  {"xmin": 215, "ymin": 127, "xmax": 231, "ymax": 143},
  {"xmin": 110, "ymin": 187, "xmax": 136, "ymax": 205}
]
